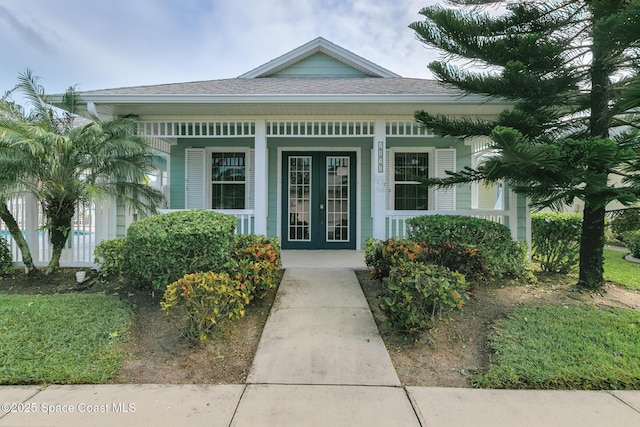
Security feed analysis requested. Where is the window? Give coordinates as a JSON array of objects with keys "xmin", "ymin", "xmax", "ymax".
[
  {"xmin": 394, "ymin": 152, "xmax": 429, "ymax": 210},
  {"xmin": 211, "ymin": 152, "xmax": 246, "ymax": 209}
]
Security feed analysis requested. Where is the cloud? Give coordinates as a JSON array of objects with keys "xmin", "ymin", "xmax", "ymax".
[
  {"xmin": 196, "ymin": 0, "xmax": 439, "ymax": 78},
  {"xmin": 0, "ymin": 0, "xmax": 441, "ymax": 98},
  {"xmin": 0, "ymin": 5, "xmax": 58, "ymax": 54}
]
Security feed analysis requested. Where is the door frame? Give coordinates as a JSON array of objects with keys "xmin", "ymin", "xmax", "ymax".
[{"xmin": 277, "ymin": 147, "xmax": 361, "ymax": 249}]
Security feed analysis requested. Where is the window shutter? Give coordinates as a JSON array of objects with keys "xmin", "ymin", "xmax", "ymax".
[
  {"xmin": 248, "ymin": 149, "xmax": 255, "ymax": 209},
  {"xmin": 434, "ymin": 148, "xmax": 456, "ymax": 210},
  {"xmin": 185, "ymin": 148, "xmax": 206, "ymax": 209}
]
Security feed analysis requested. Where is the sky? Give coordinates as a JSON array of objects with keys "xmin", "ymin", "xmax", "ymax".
[{"xmin": 1, "ymin": 0, "xmax": 444, "ymax": 99}]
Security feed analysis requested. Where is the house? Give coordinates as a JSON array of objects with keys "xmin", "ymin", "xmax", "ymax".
[{"xmin": 2, "ymin": 38, "xmax": 529, "ymax": 265}]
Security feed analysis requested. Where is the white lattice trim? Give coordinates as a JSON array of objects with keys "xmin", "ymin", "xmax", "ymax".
[
  {"xmin": 266, "ymin": 121, "xmax": 375, "ymax": 136},
  {"xmin": 139, "ymin": 121, "xmax": 255, "ymax": 137},
  {"xmin": 386, "ymin": 122, "xmax": 433, "ymax": 137}
]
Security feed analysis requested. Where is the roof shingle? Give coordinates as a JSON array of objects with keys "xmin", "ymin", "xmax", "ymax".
[{"xmin": 80, "ymin": 77, "xmax": 459, "ymax": 97}]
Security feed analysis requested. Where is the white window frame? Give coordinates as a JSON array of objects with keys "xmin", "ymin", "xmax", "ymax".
[
  {"xmin": 388, "ymin": 147, "xmax": 435, "ymax": 211},
  {"xmin": 206, "ymin": 147, "xmax": 252, "ymax": 210}
]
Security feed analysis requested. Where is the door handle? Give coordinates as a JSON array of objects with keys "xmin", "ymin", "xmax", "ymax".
[{"xmin": 320, "ymin": 204, "xmax": 324, "ymax": 210}]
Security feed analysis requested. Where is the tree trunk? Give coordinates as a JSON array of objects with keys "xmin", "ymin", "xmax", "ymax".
[
  {"xmin": 44, "ymin": 200, "xmax": 75, "ymax": 276},
  {"xmin": 576, "ymin": 3, "xmax": 613, "ymax": 291},
  {"xmin": 0, "ymin": 201, "xmax": 37, "ymax": 275},
  {"xmin": 578, "ymin": 195, "xmax": 606, "ymax": 290}
]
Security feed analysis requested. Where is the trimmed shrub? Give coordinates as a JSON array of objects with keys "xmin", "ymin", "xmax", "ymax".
[
  {"xmin": 225, "ymin": 235, "xmax": 282, "ymax": 300},
  {"xmin": 0, "ymin": 236, "xmax": 12, "ymax": 276},
  {"xmin": 624, "ymin": 230, "xmax": 640, "ymax": 258},
  {"xmin": 94, "ymin": 238, "xmax": 126, "ymax": 283},
  {"xmin": 365, "ymin": 238, "xmax": 424, "ymax": 281},
  {"xmin": 379, "ymin": 261, "xmax": 468, "ymax": 334},
  {"xmin": 160, "ymin": 271, "xmax": 249, "ymax": 344},
  {"xmin": 531, "ymin": 213, "xmax": 582, "ymax": 273},
  {"xmin": 611, "ymin": 209, "xmax": 640, "ymax": 242},
  {"xmin": 122, "ymin": 210, "xmax": 237, "ymax": 290},
  {"xmin": 365, "ymin": 238, "xmax": 486, "ymax": 283},
  {"xmin": 421, "ymin": 241, "xmax": 486, "ymax": 283},
  {"xmin": 406, "ymin": 215, "xmax": 532, "ymax": 281}
]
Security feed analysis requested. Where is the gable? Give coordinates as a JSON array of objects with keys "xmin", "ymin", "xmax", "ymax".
[
  {"xmin": 271, "ymin": 52, "xmax": 369, "ymax": 78},
  {"xmin": 239, "ymin": 37, "xmax": 400, "ymax": 78}
]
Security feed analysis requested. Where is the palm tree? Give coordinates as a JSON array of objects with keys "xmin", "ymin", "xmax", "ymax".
[
  {"xmin": 0, "ymin": 86, "xmax": 38, "ymax": 274},
  {"xmin": 0, "ymin": 70, "xmax": 165, "ymax": 275}
]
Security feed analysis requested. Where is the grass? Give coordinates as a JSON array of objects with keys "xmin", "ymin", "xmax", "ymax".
[
  {"xmin": 604, "ymin": 248, "xmax": 640, "ymax": 290},
  {"xmin": 472, "ymin": 306, "xmax": 640, "ymax": 390},
  {"xmin": 0, "ymin": 293, "xmax": 133, "ymax": 385}
]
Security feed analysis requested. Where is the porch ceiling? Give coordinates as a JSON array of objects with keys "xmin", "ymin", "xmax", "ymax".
[{"xmin": 87, "ymin": 99, "xmax": 506, "ymax": 120}]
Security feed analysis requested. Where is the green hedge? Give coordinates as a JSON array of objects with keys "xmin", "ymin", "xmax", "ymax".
[
  {"xmin": 624, "ymin": 230, "xmax": 640, "ymax": 258},
  {"xmin": 611, "ymin": 209, "xmax": 640, "ymax": 242},
  {"xmin": 93, "ymin": 215, "xmax": 283, "ymax": 295},
  {"xmin": 122, "ymin": 210, "xmax": 237, "ymax": 290},
  {"xmin": 94, "ymin": 238, "xmax": 126, "ymax": 283},
  {"xmin": 531, "ymin": 213, "xmax": 582, "ymax": 273},
  {"xmin": 406, "ymin": 215, "xmax": 532, "ymax": 281}
]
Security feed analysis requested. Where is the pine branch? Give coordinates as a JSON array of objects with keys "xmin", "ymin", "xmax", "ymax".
[{"xmin": 414, "ymin": 111, "xmax": 496, "ymax": 138}]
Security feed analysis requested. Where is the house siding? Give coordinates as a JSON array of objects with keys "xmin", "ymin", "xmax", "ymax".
[{"xmin": 272, "ymin": 53, "xmax": 369, "ymax": 78}]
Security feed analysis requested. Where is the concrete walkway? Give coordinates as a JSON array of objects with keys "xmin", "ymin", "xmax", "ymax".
[
  {"xmin": 246, "ymin": 267, "xmax": 399, "ymax": 385},
  {"xmin": 1, "ymin": 250, "xmax": 640, "ymax": 426}
]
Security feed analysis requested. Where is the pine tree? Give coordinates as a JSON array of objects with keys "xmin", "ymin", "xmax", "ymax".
[{"xmin": 410, "ymin": 0, "xmax": 640, "ymax": 289}]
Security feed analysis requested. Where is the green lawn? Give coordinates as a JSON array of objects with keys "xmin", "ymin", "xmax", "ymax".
[
  {"xmin": 472, "ymin": 306, "xmax": 640, "ymax": 389},
  {"xmin": 604, "ymin": 248, "xmax": 640, "ymax": 290},
  {"xmin": 0, "ymin": 293, "xmax": 133, "ymax": 384}
]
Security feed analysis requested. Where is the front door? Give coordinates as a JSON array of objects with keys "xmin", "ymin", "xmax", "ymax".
[{"xmin": 281, "ymin": 152, "xmax": 356, "ymax": 249}]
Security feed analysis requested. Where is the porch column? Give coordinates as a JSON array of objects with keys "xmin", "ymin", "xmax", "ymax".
[
  {"xmin": 254, "ymin": 120, "xmax": 268, "ymax": 235},
  {"xmin": 508, "ymin": 189, "xmax": 518, "ymax": 240},
  {"xmin": 372, "ymin": 119, "xmax": 386, "ymax": 240}
]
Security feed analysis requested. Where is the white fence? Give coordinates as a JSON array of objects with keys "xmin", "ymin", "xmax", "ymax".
[
  {"xmin": 1, "ymin": 202, "xmax": 258, "ymax": 268},
  {"xmin": 2, "ymin": 202, "xmax": 519, "ymax": 268},
  {"xmin": 1, "ymin": 195, "xmax": 99, "ymax": 267}
]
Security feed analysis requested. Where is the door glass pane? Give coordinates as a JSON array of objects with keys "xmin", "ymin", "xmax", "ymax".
[
  {"xmin": 288, "ymin": 156, "xmax": 311, "ymax": 241},
  {"xmin": 326, "ymin": 156, "xmax": 349, "ymax": 242}
]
